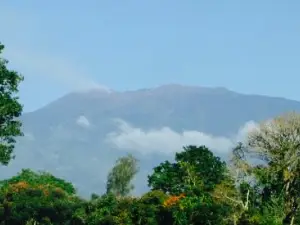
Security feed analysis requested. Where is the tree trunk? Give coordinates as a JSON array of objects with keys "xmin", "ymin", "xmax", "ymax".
[
  {"xmin": 290, "ymin": 216, "xmax": 295, "ymax": 225},
  {"xmin": 283, "ymin": 213, "xmax": 295, "ymax": 225}
]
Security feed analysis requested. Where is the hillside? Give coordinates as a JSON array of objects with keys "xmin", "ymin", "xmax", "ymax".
[{"xmin": 2, "ymin": 84, "xmax": 300, "ymax": 197}]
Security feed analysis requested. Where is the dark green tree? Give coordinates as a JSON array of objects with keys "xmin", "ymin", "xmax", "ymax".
[
  {"xmin": 148, "ymin": 145, "xmax": 227, "ymax": 195},
  {"xmin": 0, "ymin": 169, "xmax": 76, "ymax": 195},
  {"xmin": 0, "ymin": 43, "xmax": 23, "ymax": 165},
  {"xmin": 0, "ymin": 169, "xmax": 82, "ymax": 224},
  {"xmin": 131, "ymin": 190, "xmax": 171, "ymax": 225},
  {"xmin": 106, "ymin": 154, "xmax": 139, "ymax": 197}
]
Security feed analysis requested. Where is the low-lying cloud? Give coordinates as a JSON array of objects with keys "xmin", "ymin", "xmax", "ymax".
[
  {"xmin": 106, "ymin": 119, "xmax": 258, "ymax": 155},
  {"xmin": 76, "ymin": 116, "xmax": 91, "ymax": 128}
]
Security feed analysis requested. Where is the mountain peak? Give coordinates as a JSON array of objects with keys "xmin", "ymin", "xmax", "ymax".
[{"xmin": 74, "ymin": 85, "xmax": 113, "ymax": 95}]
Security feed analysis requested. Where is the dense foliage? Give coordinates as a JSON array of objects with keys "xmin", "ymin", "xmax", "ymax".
[
  {"xmin": 1, "ymin": 42, "xmax": 300, "ymax": 224},
  {"xmin": 0, "ymin": 170, "xmax": 82, "ymax": 225},
  {"xmin": 0, "ymin": 43, "xmax": 23, "ymax": 165},
  {"xmin": 148, "ymin": 145, "xmax": 227, "ymax": 194}
]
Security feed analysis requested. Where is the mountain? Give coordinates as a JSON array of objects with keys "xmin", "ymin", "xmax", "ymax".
[{"xmin": 2, "ymin": 84, "xmax": 300, "ymax": 197}]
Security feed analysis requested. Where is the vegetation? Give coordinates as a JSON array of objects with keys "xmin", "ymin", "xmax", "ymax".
[
  {"xmin": 148, "ymin": 145, "xmax": 227, "ymax": 195},
  {"xmin": 1, "ymin": 42, "xmax": 300, "ymax": 224},
  {"xmin": 0, "ymin": 118, "xmax": 299, "ymax": 224},
  {"xmin": 0, "ymin": 43, "xmax": 23, "ymax": 165},
  {"xmin": 106, "ymin": 154, "xmax": 139, "ymax": 197}
]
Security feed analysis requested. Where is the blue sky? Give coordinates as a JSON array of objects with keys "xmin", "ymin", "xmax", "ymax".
[{"xmin": 1, "ymin": 1, "xmax": 300, "ymax": 112}]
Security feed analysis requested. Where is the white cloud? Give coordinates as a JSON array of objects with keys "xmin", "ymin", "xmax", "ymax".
[
  {"xmin": 235, "ymin": 120, "xmax": 258, "ymax": 142},
  {"xmin": 106, "ymin": 119, "xmax": 259, "ymax": 155},
  {"xmin": 76, "ymin": 116, "xmax": 91, "ymax": 128}
]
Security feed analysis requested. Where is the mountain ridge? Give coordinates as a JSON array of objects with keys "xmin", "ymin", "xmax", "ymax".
[{"xmin": 26, "ymin": 84, "xmax": 298, "ymax": 115}]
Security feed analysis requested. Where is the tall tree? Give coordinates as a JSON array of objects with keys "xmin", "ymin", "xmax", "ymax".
[
  {"xmin": 106, "ymin": 154, "xmax": 139, "ymax": 197},
  {"xmin": 148, "ymin": 146, "xmax": 231, "ymax": 225},
  {"xmin": 235, "ymin": 112, "xmax": 300, "ymax": 225},
  {"xmin": 148, "ymin": 145, "xmax": 227, "ymax": 195},
  {"xmin": 0, "ymin": 43, "xmax": 23, "ymax": 165}
]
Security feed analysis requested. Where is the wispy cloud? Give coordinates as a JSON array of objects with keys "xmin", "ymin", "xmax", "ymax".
[
  {"xmin": 0, "ymin": 5, "xmax": 110, "ymax": 93},
  {"xmin": 106, "ymin": 119, "xmax": 258, "ymax": 156},
  {"xmin": 3, "ymin": 47, "xmax": 110, "ymax": 92}
]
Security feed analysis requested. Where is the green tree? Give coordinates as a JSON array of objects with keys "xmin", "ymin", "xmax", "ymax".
[
  {"xmin": 214, "ymin": 143, "xmax": 260, "ymax": 225},
  {"xmin": 148, "ymin": 146, "xmax": 232, "ymax": 225},
  {"xmin": 170, "ymin": 194, "xmax": 230, "ymax": 225},
  {"xmin": 0, "ymin": 169, "xmax": 76, "ymax": 195},
  {"xmin": 106, "ymin": 154, "xmax": 139, "ymax": 197},
  {"xmin": 0, "ymin": 169, "xmax": 82, "ymax": 224},
  {"xmin": 148, "ymin": 145, "xmax": 227, "ymax": 195},
  {"xmin": 131, "ymin": 190, "xmax": 170, "ymax": 225},
  {"xmin": 236, "ymin": 112, "xmax": 300, "ymax": 225},
  {"xmin": 0, "ymin": 43, "xmax": 23, "ymax": 165}
]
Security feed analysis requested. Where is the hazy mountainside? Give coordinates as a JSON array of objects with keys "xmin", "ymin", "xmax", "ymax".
[{"xmin": 2, "ymin": 84, "xmax": 300, "ymax": 197}]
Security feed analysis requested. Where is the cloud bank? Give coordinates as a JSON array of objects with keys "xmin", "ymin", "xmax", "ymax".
[{"xmin": 106, "ymin": 119, "xmax": 258, "ymax": 155}]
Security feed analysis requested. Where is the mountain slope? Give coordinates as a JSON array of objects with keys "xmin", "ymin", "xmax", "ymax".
[{"xmin": 2, "ymin": 85, "xmax": 300, "ymax": 197}]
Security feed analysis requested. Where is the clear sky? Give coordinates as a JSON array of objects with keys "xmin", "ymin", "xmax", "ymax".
[{"xmin": 1, "ymin": 1, "xmax": 300, "ymax": 112}]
